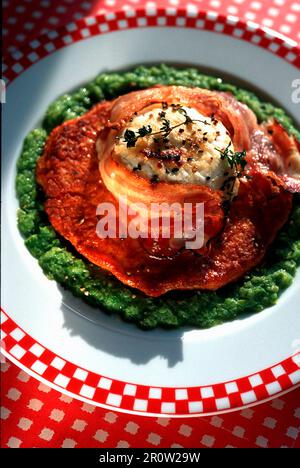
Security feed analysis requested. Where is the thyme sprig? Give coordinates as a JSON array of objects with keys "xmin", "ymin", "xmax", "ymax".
[
  {"xmin": 216, "ymin": 143, "xmax": 247, "ymax": 176},
  {"xmin": 123, "ymin": 105, "xmax": 210, "ymax": 148},
  {"xmin": 215, "ymin": 143, "xmax": 248, "ymax": 207}
]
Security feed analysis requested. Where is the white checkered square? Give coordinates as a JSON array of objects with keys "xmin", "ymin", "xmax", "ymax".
[
  {"xmin": 251, "ymin": 35, "xmax": 262, "ymax": 44},
  {"xmin": 249, "ymin": 374, "xmax": 263, "ymax": 387},
  {"xmin": 73, "ymin": 368, "xmax": 88, "ymax": 381},
  {"xmin": 99, "ymin": 23, "xmax": 109, "ymax": 33},
  {"xmin": 157, "ymin": 17, "xmax": 167, "ymax": 26},
  {"xmin": 271, "ymin": 365, "xmax": 285, "ymax": 378},
  {"xmin": 289, "ymin": 370, "xmax": 300, "ymax": 384},
  {"xmin": 117, "ymin": 20, "xmax": 129, "ymax": 29},
  {"xmin": 0, "ymin": 312, "xmax": 8, "ymax": 324},
  {"xmin": 79, "ymin": 384, "xmax": 95, "ymax": 399},
  {"xmin": 200, "ymin": 387, "xmax": 214, "ymax": 399},
  {"xmin": 29, "ymin": 343, "xmax": 45, "ymax": 357},
  {"xmin": 50, "ymin": 357, "xmax": 66, "ymax": 371},
  {"xmin": 10, "ymin": 344, "xmax": 26, "ymax": 359},
  {"xmin": 241, "ymin": 390, "xmax": 257, "ymax": 405},
  {"xmin": 133, "ymin": 399, "xmax": 148, "ymax": 411},
  {"xmin": 137, "ymin": 17, "xmax": 148, "ymax": 27},
  {"xmin": 80, "ymin": 28, "xmax": 91, "ymax": 38},
  {"xmin": 105, "ymin": 12, "xmax": 116, "ymax": 21},
  {"xmin": 225, "ymin": 382, "xmax": 239, "ymax": 394},
  {"xmin": 175, "ymin": 389, "xmax": 188, "ymax": 400},
  {"xmin": 269, "ymin": 42, "xmax": 280, "ymax": 52},
  {"xmin": 161, "ymin": 402, "xmax": 176, "ymax": 413},
  {"xmin": 84, "ymin": 17, "xmax": 97, "ymax": 26},
  {"xmin": 266, "ymin": 381, "xmax": 282, "ymax": 395},
  {"xmin": 106, "ymin": 393, "xmax": 122, "ymax": 407},
  {"xmin": 196, "ymin": 19, "xmax": 205, "ymax": 28},
  {"xmin": 188, "ymin": 401, "xmax": 203, "ymax": 413},
  {"xmin": 214, "ymin": 23, "xmax": 224, "ymax": 32},
  {"xmin": 123, "ymin": 384, "xmax": 137, "ymax": 396},
  {"xmin": 233, "ymin": 28, "xmax": 244, "ymax": 38},
  {"xmin": 31, "ymin": 360, "xmax": 47, "ymax": 375},
  {"xmin": 10, "ymin": 328, "xmax": 25, "ymax": 342},
  {"xmin": 216, "ymin": 397, "xmax": 230, "ymax": 410},
  {"xmin": 98, "ymin": 377, "xmax": 112, "ymax": 390},
  {"xmin": 54, "ymin": 374, "xmax": 70, "ymax": 388},
  {"xmin": 285, "ymin": 52, "xmax": 297, "ymax": 62},
  {"xmin": 149, "ymin": 388, "xmax": 162, "ymax": 399},
  {"xmin": 176, "ymin": 17, "xmax": 186, "ymax": 27}
]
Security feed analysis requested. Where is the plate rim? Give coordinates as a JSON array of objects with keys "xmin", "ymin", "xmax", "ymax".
[
  {"xmin": 1, "ymin": 308, "xmax": 300, "ymax": 417},
  {"xmin": 1, "ymin": 6, "xmax": 300, "ymax": 417}
]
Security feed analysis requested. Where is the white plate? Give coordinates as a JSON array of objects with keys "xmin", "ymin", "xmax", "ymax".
[{"xmin": 2, "ymin": 8, "xmax": 300, "ymax": 417}]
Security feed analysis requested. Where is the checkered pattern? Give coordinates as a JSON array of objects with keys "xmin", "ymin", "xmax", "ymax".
[
  {"xmin": 3, "ymin": 1, "xmax": 300, "ymax": 49},
  {"xmin": 1, "ymin": 360, "xmax": 299, "ymax": 448},
  {"xmin": 2, "ymin": 5, "xmax": 300, "ymax": 84},
  {"xmin": 2, "ymin": 310, "xmax": 300, "ymax": 416}
]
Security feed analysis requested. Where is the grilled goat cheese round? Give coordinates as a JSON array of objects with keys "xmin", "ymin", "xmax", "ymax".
[{"xmin": 112, "ymin": 104, "xmax": 238, "ymax": 195}]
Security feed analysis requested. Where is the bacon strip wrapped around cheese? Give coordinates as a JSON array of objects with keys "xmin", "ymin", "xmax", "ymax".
[{"xmin": 36, "ymin": 86, "xmax": 299, "ymax": 296}]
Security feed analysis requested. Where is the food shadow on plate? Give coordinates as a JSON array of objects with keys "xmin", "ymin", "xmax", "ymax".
[{"xmin": 59, "ymin": 286, "xmax": 185, "ymax": 367}]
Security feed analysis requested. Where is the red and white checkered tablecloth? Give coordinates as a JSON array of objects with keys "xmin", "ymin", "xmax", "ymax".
[
  {"xmin": 3, "ymin": 0, "xmax": 300, "ymax": 52},
  {"xmin": 1, "ymin": 361, "xmax": 300, "ymax": 448},
  {"xmin": 1, "ymin": 0, "xmax": 300, "ymax": 449}
]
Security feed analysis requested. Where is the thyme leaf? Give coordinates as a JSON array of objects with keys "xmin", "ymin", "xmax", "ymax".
[
  {"xmin": 176, "ymin": 107, "xmax": 193, "ymax": 124},
  {"xmin": 159, "ymin": 118, "xmax": 172, "ymax": 137},
  {"xmin": 216, "ymin": 143, "xmax": 247, "ymax": 174},
  {"xmin": 124, "ymin": 129, "xmax": 138, "ymax": 148},
  {"xmin": 138, "ymin": 125, "xmax": 152, "ymax": 137}
]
